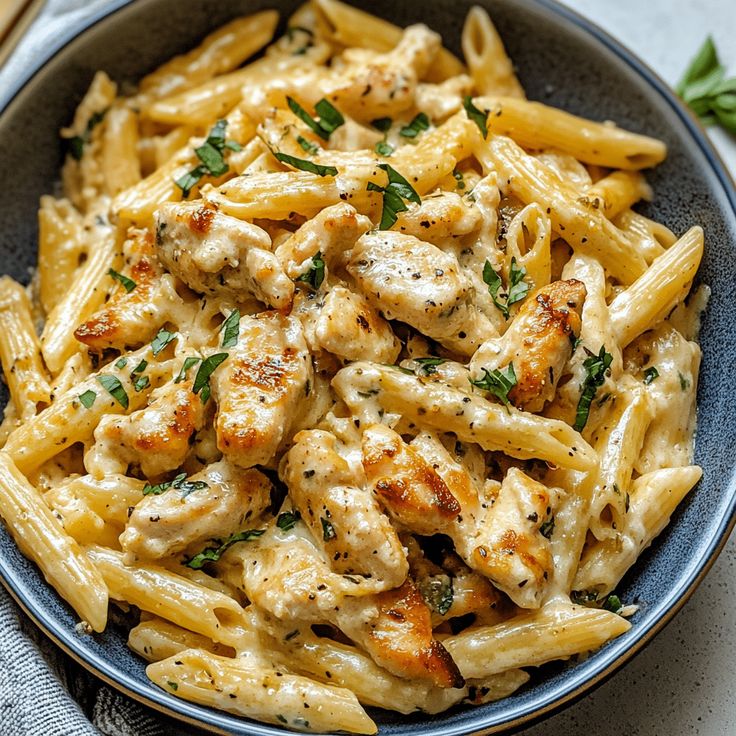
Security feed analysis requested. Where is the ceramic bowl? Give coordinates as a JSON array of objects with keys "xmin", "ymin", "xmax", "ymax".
[{"xmin": 0, "ymin": 1, "xmax": 735, "ymax": 734}]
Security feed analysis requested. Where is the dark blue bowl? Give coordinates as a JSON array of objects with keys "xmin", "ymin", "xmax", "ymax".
[{"xmin": 1, "ymin": 1, "xmax": 735, "ymax": 734}]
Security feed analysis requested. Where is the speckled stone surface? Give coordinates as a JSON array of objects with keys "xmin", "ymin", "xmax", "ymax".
[{"xmin": 0, "ymin": 1, "xmax": 734, "ymax": 735}]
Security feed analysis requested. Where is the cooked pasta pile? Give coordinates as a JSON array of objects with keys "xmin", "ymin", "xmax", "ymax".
[{"xmin": 0, "ymin": 1, "xmax": 707, "ymax": 732}]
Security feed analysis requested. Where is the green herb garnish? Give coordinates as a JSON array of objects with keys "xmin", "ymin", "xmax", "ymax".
[
  {"xmin": 78, "ymin": 390, "xmax": 97, "ymax": 409},
  {"xmin": 220, "ymin": 309, "xmax": 240, "ymax": 349},
  {"xmin": 185, "ymin": 529, "xmax": 265, "ymax": 569},
  {"xmin": 192, "ymin": 353, "xmax": 228, "ymax": 403},
  {"xmin": 297, "ymin": 135, "xmax": 319, "ymax": 154},
  {"xmin": 419, "ymin": 574, "xmax": 454, "ymax": 616},
  {"xmin": 602, "ymin": 594, "xmax": 623, "ymax": 614},
  {"xmin": 274, "ymin": 152, "xmax": 337, "ymax": 177},
  {"xmin": 151, "ymin": 329, "xmax": 177, "ymax": 356},
  {"xmin": 115, "ymin": 357, "xmax": 128, "ymax": 370},
  {"xmin": 321, "ymin": 517, "xmax": 336, "ymax": 541},
  {"xmin": 276, "ymin": 511, "xmax": 301, "ymax": 531},
  {"xmin": 413, "ymin": 357, "xmax": 448, "ymax": 375},
  {"xmin": 539, "ymin": 516, "xmax": 555, "ymax": 539},
  {"xmin": 643, "ymin": 366, "xmax": 659, "ymax": 385},
  {"xmin": 96, "ymin": 374, "xmax": 129, "ymax": 409},
  {"xmin": 143, "ymin": 472, "xmax": 209, "ymax": 497},
  {"xmin": 463, "ymin": 96, "xmax": 488, "ymax": 138},
  {"xmin": 573, "ymin": 346, "xmax": 613, "ymax": 432},
  {"xmin": 295, "ymin": 251, "xmax": 325, "ymax": 289},
  {"xmin": 482, "ymin": 258, "xmax": 530, "ymax": 319},
  {"xmin": 367, "ymin": 163, "xmax": 421, "ymax": 230},
  {"xmin": 371, "ymin": 117, "xmax": 392, "ymax": 133},
  {"xmin": 174, "ymin": 357, "xmax": 201, "ymax": 384},
  {"xmin": 469, "ymin": 363, "xmax": 517, "ymax": 408},
  {"xmin": 66, "ymin": 108, "xmax": 107, "ymax": 161},
  {"xmin": 399, "ymin": 112, "xmax": 430, "ymax": 139},
  {"xmin": 286, "ymin": 97, "xmax": 344, "ymax": 141},
  {"xmin": 108, "ymin": 269, "xmax": 136, "ymax": 293},
  {"xmin": 375, "ymin": 140, "xmax": 394, "ymax": 157},
  {"xmin": 453, "ymin": 168, "xmax": 466, "ymax": 190},
  {"xmin": 677, "ymin": 37, "xmax": 736, "ymax": 134}
]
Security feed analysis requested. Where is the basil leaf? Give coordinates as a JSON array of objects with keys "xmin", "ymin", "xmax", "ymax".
[
  {"xmin": 482, "ymin": 260, "xmax": 509, "ymax": 319},
  {"xmin": 418, "ymin": 574, "xmax": 454, "ymax": 616},
  {"xmin": 297, "ymin": 135, "xmax": 319, "ymax": 154},
  {"xmin": 185, "ymin": 529, "xmax": 265, "ymax": 569},
  {"xmin": 643, "ymin": 366, "xmax": 659, "ymax": 385},
  {"xmin": 65, "ymin": 108, "xmax": 107, "ymax": 160},
  {"xmin": 96, "ymin": 374, "xmax": 129, "ymax": 409},
  {"xmin": 602, "ymin": 594, "xmax": 623, "ymax": 614},
  {"xmin": 143, "ymin": 472, "xmax": 209, "ymax": 497},
  {"xmin": 115, "ymin": 357, "xmax": 128, "ymax": 369},
  {"xmin": 286, "ymin": 97, "xmax": 344, "ymax": 140},
  {"xmin": 368, "ymin": 164, "xmax": 421, "ymax": 230},
  {"xmin": 469, "ymin": 363, "xmax": 517, "ymax": 408},
  {"xmin": 507, "ymin": 258, "xmax": 530, "ymax": 306},
  {"xmin": 133, "ymin": 375, "xmax": 150, "ymax": 392},
  {"xmin": 463, "ymin": 96, "xmax": 488, "ymax": 138},
  {"xmin": 174, "ymin": 120, "xmax": 238, "ymax": 196},
  {"xmin": 108, "ymin": 268, "xmax": 137, "ymax": 293},
  {"xmin": 276, "ymin": 511, "xmax": 301, "ymax": 531},
  {"xmin": 151, "ymin": 329, "xmax": 177, "ymax": 356},
  {"xmin": 194, "ymin": 141, "xmax": 228, "ymax": 177},
  {"xmin": 295, "ymin": 251, "xmax": 325, "ymax": 289},
  {"xmin": 174, "ymin": 165, "xmax": 206, "ymax": 198},
  {"xmin": 573, "ymin": 345, "xmax": 613, "ymax": 432},
  {"xmin": 539, "ymin": 516, "xmax": 555, "ymax": 539},
  {"xmin": 274, "ymin": 152, "xmax": 337, "ymax": 177},
  {"xmin": 375, "ymin": 140, "xmax": 394, "ymax": 157},
  {"xmin": 413, "ymin": 357, "xmax": 447, "ymax": 375},
  {"xmin": 482, "ymin": 258, "xmax": 529, "ymax": 318},
  {"xmin": 131, "ymin": 358, "xmax": 147, "ymax": 375},
  {"xmin": 399, "ymin": 112, "xmax": 430, "ymax": 139},
  {"xmin": 220, "ymin": 309, "xmax": 240, "ymax": 349},
  {"xmin": 192, "ymin": 353, "xmax": 228, "ymax": 403},
  {"xmin": 174, "ymin": 357, "xmax": 201, "ymax": 384},
  {"xmin": 78, "ymin": 390, "xmax": 97, "ymax": 409}
]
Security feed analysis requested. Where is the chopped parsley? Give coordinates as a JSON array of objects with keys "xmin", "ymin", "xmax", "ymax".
[
  {"xmin": 297, "ymin": 135, "xmax": 319, "ymax": 154},
  {"xmin": 276, "ymin": 511, "xmax": 301, "ymax": 532},
  {"xmin": 367, "ymin": 163, "xmax": 421, "ymax": 230},
  {"xmin": 184, "ymin": 529, "xmax": 265, "ymax": 569},
  {"xmin": 108, "ymin": 269, "xmax": 136, "ymax": 293},
  {"xmin": 151, "ymin": 329, "xmax": 177, "ymax": 356},
  {"xmin": 643, "ymin": 366, "xmax": 659, "ymax": 385},
  {"xmin": 413, "ymin": 356, "xmax": 448, "ymax": 375},
  {"xmin": 463, "ymin": 96, "xmax": 489, "ymax": 138},
  {"xmin": 539, "ymin": 516, "xmax": 555, "ymax": 539},
  {"xmin": 274, "ymin": 152, "xmax": 337, "ymax": 177},
  {"xmin": 482, "ymin": 258, "xmax": 530, "ymax": 319},
  {"xmin": 676, "ymin": 37, "xmax": 736, "ymax": 135},
  {"xmin": 295, "ymin": 251, "xmax": 325, "ymax": 289},
  {"xmin": 573, "ymin": 346, "xmax": 613, "ymax": 432},
  {"xmin": 78, "ymin": 390, "xmax": 97, "ymax": 409},
  {"xmin": 174, "ymin": 357, "xmax": 201, "ymax": 384},
  {"xmin": 192, "ymin": 353, "xmax": 228, "ymax": 403},
  {"xmin": 469, "ymin": 363, "xmax": 517, "ymax": 408},
  {"xmin": 286, "ymin": 96, "xmax": 345, "ymax": 140},
  {"xmin": 399, "ymin": 112, "xmax": 430, "ymax": 139},
  {"xmin": 321, "ymin": 517, "xmax": 336, "ymax": 541},
  {"xmin": 66, "ymin": 108, "xmax": 107, "ymax": 161},
  {"xmin": 174, "ymin": 120, "xmax": 241, "ymax": 197},
  {"xmin": 418, "ymin": 574, "xmax": 454, "ymax": 616},
  {"xmin": 220, "ymin": 309, "xmax": 240, "ymax": 349},
  {"xmin": 96, "ymin": 374, "xmax": 129, "ymax": 409},
  {"xmin": 143, "ymin": 472, "xmax": 209, "ymax": 497}
]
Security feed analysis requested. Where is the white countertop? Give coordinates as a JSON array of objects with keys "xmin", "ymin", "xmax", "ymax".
[
  {"xmin": 529, "ymin": 8, "xmax": 736, "ymax": 736},
  {"xmin": 1, "ymin": 2, "xmax": 735, "ymax": 735}
]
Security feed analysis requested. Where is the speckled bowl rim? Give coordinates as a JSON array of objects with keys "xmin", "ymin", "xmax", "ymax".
[{"xmin": 0, "ymin": 1, "xmax": 735, "ymax": 735}]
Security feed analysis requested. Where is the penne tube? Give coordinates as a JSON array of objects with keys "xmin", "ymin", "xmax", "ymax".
[
  {"xmin": 333, "ymin": 362, "xmax": 597, "ymax": 471},
  {"xmin": 313, "ymin": 0, "xmax": 464, "ymax": 82},
  {"xmin": 147, "ymin": 649, "xmax": 377, "ymax": 734},
  {"xmin": 476, "ymin": 135, "xmax": 647, "ymax": 284},
  {"xmin": 573, "ymin": 466, "xmax": 702, "ymax": 597},
  {"xmin": 461, "ymin": 7, "xmax": 524, "ymax": 98},
  {"xmin": 128, "ymin": 616, "xmax": 235, "ymax": 662},
  {"xmin": 0, "ymin": 277, "xmax": 51, "ymax": 420},
  {"xmin": 609, "ymin": 226, "xmax": 704, "ymax": 349},
  {"xmin": 587, "ymin": 170, "xmax": 652, "ymax": 220},
  {"xmin": 0, "ymin": 452, "xmax": 108, "ymax": 631},
  {"xmin": 86, "ymin": 546, "xmax": 251, "ymax": 649},
  {"xmin": 138, "ymin": 11, "xmax": 279, "ymax": 102},
  {"xmin": 101, "ymin": 105, "xmax": 141, "ymax": 195},
  {"xmin": 475, "ymin": 96, "xmax": 667, "ymax": 170},
  {"xmin": 444, "ymin": 600, "xmax": 631, "ymax": 678}
]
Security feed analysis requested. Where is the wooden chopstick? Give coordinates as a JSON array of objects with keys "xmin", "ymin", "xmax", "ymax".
[{"xmin": 0, "ymin": 0, "xmax": 46, "ymax": 69}]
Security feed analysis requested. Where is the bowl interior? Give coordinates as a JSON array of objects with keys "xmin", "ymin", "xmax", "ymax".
[{"xmin": 1, "ymin": 0, "xmax": 735, "ymax": 734}]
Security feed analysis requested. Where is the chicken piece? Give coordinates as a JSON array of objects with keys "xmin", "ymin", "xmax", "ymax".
[
  {"xmin": 314, "ymin": 286, "xmax": 401, "ymax": 364},
  {"xmin": 120, "ymin": 461, "xmax": 272, "ymax": 561},
  {"xmin": 348, "ymin": 231, "xmax": 493, "ymax": 356},
  {"xmin": 393, "ymin": 192, "xmax": 481, "ymax": 247},
  {"xmin": 457, "ymin": 467, "xmax": 555, "ymax": 609},
  {"xmin": 334, "ymin": 580, "xmax": 464, "ymax": 689},
  {"xmin": 414, "ymin": 75, "xmax": 474, "ymax": 121},
  {"xmin": 213, "ymin": 312, "xmax": 312, "ymax": 468},
  {"xmin": 154, "ymin": 201, "xmax": 293, "ymax": 309},
  {"xmin": 470, "ymin": 279, "xmax": 587, "ymax": 412},
  {"xmin": 361, "ymin": 424, "xmax": 460, "ymax": 536},
  {"xmin": 88, "ymin": 380, "xmax": 206, "ymax": 478},
  {"xmin": 282, "ymin": 429, "xmax": 408, "ymax": 588},
  {"xmin": 75, "ymin": 228, "xmax": 180, "ymax": 350},
  {"xmin": 274, "ymin": 203, "xmax": 372, "ymax": 280}
]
